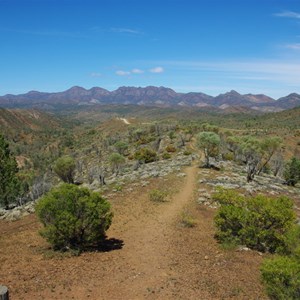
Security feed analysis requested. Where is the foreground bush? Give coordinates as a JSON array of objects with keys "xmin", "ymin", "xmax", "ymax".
[
  {"xmin": 261, "ymin": 256, "xmax": 300, "ymax": 299},
  {"xmin": 214, "ymin": 188, "xmax": 297, "ymax": 253},
  {"xmin": 36, "ymin": 184, "xmax": 113, "ymax": 251}
]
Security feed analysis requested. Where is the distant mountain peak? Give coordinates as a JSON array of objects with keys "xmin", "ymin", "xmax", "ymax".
[
  {"xmin": 66, "ymin": 86, "xmax": 87, "ymax": 92},
  {"xmin": 228, "ymin": 90, "xmax": 240, "ymax": 95},
  {"xmin": 0, "ymin": 86, "xmax": 299, "ymax": 111},
  {"xmin": 27, "ymin": 90, "xmax": 40, "ymax": 94}
]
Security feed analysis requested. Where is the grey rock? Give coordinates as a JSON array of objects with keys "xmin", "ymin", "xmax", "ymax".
[
  {"xmin": 0, "ymin": 209, "xmax": 7, "ymax": 217},
  {"xmin": 6, "ymin": 209, "xmax": 22, "ymax": 221},
  {"xmin": 177, "ymin": 173, "xmax": 186, "ymax": 177}
]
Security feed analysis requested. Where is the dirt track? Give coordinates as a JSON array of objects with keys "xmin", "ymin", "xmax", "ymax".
[{"xmin": 0, "ymin": 166, "xmax": 267, "ymax": 299}]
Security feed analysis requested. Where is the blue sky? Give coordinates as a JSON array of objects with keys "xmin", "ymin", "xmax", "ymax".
[{"xmin": 1, "ymin": 0, "xmax": 300, "ymax": 98}]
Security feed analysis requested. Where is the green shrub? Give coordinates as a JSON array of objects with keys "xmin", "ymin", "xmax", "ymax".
[
  {"xmin": 196, "ymin": 131, "xmax": 220, "ymax": 167},
  {"xmin": 181, "ymin": 211, "xmax": 196, "ymax": 228},
  {"xmin": 0, "ymin": 134, "xmax": 22, "ymax": 208},
  {"xmin": 149, "ymin": 189, "xmax": 168, "ymax": 202},
  {"xmin": 36, "ymin": 184, "xmax": 113, "ymax": 251},
  {"xmin": 165, "ymin": 145, "xmax": 176, "ymax": 153},
  {"xmin": 109, "ymin": 153, "xmax": 125, "ymax": 175},
  {"xmin": 162, "ymin": 152, "xmax": 171, "ymax": 160},
  {"xmin": 214, "ymin": 189, "xmax": 297, "ymax": 253},
  {"xmin": 277, "ymin": 225, "xmax": 300, "ymax": 257},
  {"xmin": 169, "ymin": 131, "xmax": 176, "ymax": 140},
  {"xmin": 53, "ymin": 156, "xmax": 76, "ymax": 184},
  {"xmin": 261, "ymin": 256, "xmax": 300, "ymax": 299},
  {"xmin": 134, "ymin": 148, "xmax": 158, "ymax": 163},
  {"xmin": 284, "ymin": 157, "xmax": 300, "ymax": 186},
  {"xmin": 114, "ymin": 141, "xmax": 129, "ymax": 155},
  {"xmin": 223, "ymin": 152, "xmax": 234, "ymax": 161},
  {"xmin": 183, "ymin": 150, "xmax": 192, "ymax": 156}
]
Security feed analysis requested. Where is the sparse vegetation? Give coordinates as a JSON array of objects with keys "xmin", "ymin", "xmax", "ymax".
[
  {"xmin": 180, "ymin": 211, "xmax": 196, "ymax": 228},
  {"xmin": 162, "ymin": 152, "xmax": 171, "ymax": 159},
  {"xmin": 165, "ymin": 145, "xmax": 176, "ymax": 153},
  {"xmin": 2, "ymin": 101, "xmax": 300, "ymax": 299},
  {"xmin": 149, "ymin": 189, "xmax": 168, "ymax": 202}
]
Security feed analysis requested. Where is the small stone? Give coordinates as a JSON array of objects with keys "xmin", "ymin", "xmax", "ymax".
[{"xmin": 237, "ymin": 246, "xmax": 250, "ymax": 251}]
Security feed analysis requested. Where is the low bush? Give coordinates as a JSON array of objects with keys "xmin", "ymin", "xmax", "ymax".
[
  {"xmin": 165, "ymin": 145, "xmax": 176, "ymax": 153},
  {"xmin": 134, "ymin": 148, "xmax": 158, "ymax": 163},
  {"xmin": 222, "ymin": 152, "xmax": 234, "ymax": 161},
  {"xmin": 36, "ymin": 184, "xmax": 113, "ymax": 251},
  {"xmin": 180, "ymin": 211, "xmax": 196, "ymax": 228},
  {"xmin": 183, "ymin": 150, "xmax": 192, "ymax": 156},
  {"xmin": 114, "ymin": 141, "xmax": 129, "ymax": 155},
  {"xmin": 261, "ymin": 256, "xmax": 300, "ymax": 299},
  {"xmin": 149, "ymin": 189, "xmax": 168, "ymax": 202},
  {"xmin": 162, "ymin": 152, "xmax": 171, "ymax": 160},
  {"xmin": 214, "ymin": 188, "xmax": 297, "ymax": 253}
]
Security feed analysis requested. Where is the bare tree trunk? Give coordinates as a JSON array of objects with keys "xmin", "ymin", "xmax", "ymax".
[
  {"xmin": 204, "ymin": 149, "xmax": 210, "ymax": 167},
  {"xmin": 247, "ymin": 161, "xmax": 257, "ymax": 182},
  {"xmin": 257, "ymin": 152, "xmax": 274, "ymax": 175},
  {"xmin": 154, "ymin": 137, "xmax": 162, "ymax": 152},
  {"xmin": 179, "ymin": 134, "xmax": 185, "ymax": 147}
]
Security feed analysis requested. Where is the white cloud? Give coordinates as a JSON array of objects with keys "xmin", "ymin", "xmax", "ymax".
[
  {"xmin": 116, "ymin": 70, "xmax": 131, "ymax": 76},
  {"xmin": 151, "ymin": 59, "xmax": 300, "ymax": 86},
  {"xmin": 285, "ymin": 43, "xmax": 300, "ymax": 50},
  {"xmin": 274, "ymin": 11, "xmax": 300, "ymax": 19},
  {"xmin": 149, "ymin": 66, "xmax": 164, "ymax": 73},
  {"xmin": 110, "ymin": 28, "xmax": 142, "ymax": 35},
  {"xmin": 90, "ymin": 72, "xmax": 102, "ymax": 77},
  {"xmin": 131, "ymin": 68, "xmax": 144, "ymax": 74}
]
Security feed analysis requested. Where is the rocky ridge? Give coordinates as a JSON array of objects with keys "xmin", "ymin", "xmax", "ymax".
[
  {"xmin": 2, "ymin": 154, "xmax": 300, "ymax": 221},
  {"xmin": 1, "ymin": 86, "xmax": 300, "ymax": 111}
]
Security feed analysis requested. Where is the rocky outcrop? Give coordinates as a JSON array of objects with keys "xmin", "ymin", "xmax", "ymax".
[
  {"xmin": 196, "ymin": 160, "xmax": 300, "ymax": 209},
  {"xmin": 0, "ymin": 201, "xmax": 36, "ymax": 221}
]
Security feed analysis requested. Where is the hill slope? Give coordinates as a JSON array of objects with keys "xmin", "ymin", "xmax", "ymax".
[{"xmin": 0, "ymin": 108, "xmax": 62, "ymax": 133}]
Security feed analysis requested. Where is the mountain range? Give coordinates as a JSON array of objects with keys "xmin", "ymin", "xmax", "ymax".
[{"xmin": 1, "ymin": 86, "xmax": 300, "ymax": 112}]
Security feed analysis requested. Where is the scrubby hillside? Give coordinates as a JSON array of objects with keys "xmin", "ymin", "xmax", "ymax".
[{"xmin": 1, "ymin": 104, "xmax": 300, "ymax": 299}]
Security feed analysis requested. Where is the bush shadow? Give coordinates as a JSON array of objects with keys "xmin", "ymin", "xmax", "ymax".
[{"xmin": 94, "ymin": 237, "xmax": 124, "ymax": 252}]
